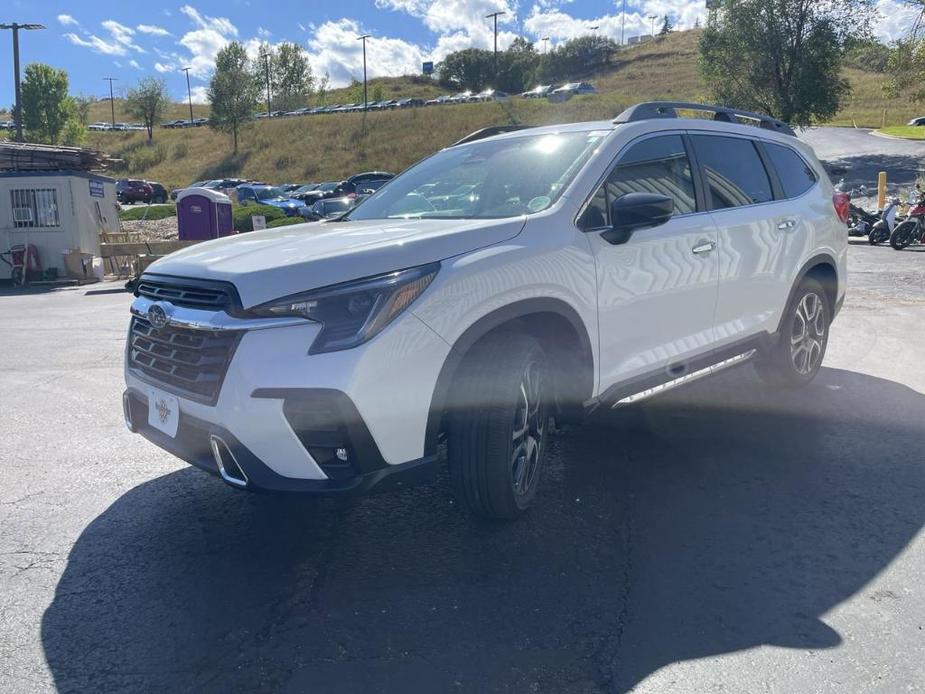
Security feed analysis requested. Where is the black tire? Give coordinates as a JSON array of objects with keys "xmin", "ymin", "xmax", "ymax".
[
  {"xmin": 868, "ymin": 228, "xmax": 886, "ymax": 245},
  {"xmin": 447, "ymin": 332, "xmax": 550, "ymax": 520},
  {"xmin": 890, "ymin": 220, "xmax": 916, "ymax": 250},
  {"xmin": 755, "ymin": 277, "xmax": 830, "ymax": 388}
]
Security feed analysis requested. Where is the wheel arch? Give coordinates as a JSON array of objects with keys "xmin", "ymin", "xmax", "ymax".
[
  {"xmin": 793, "ymin": 253, "xmax": 839, "ymax": 319},
  {"xmin": 424, "ymin": 298, "xmax": 595, "ymax": 456}
]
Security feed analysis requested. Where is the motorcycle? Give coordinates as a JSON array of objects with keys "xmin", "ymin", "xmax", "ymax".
[
  {"xmin": 868, "ymin": 196, "xmax": 901, "ymax": 245},
  {"xmin": 889, "ymin": 190, "xmax": 925, "ymax": 249}
]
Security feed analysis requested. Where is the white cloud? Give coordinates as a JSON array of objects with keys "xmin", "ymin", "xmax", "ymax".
[
  {"xmin": 189, "ymin": 85, "xmax": 209, "ymax": 104},
  {"xmin": 137, "ymin": 24, "xmax": 172, "ymax": 37},
  {"xmin": 874, "ymin": 0, "xmax": 923, "ymax": 41},
  {"xmin": 102, "ymin": 20, "xmax": 146, "ymax": 53},
  {"xmin": 257, "ymin": 27, "xmax": 272, "ymax": 39},
  {"xmin": 154, "ymin": 62, "xmax": 176, "ymax": 73},
  {"xmin": 129, "ymin": 59, "xmax": 142, "ymax": 69},
  {"xmin": 307, "ymin": 19, "xmax": 425, "ymax": 87},
  {"xmin": 64, "ymin": 32, "xmax": 127, "ymax": 56},
  {"xmin": 57, "ymin": 14, "xmax": 79, "ymax": 27},
  {"xmin": 176, "ymin": 4, "xmax": 239, "ymax": 79}
]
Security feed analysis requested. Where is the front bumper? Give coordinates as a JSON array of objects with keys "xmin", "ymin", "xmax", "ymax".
[
  {"xmin": 123, "ymin": 389, "xmax": 437, "ymax": 494},
  {"xmin": 124, "ymin": 292, "xmax": 451, "ymax": 492}
]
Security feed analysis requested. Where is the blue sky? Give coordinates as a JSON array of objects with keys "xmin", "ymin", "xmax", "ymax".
[{"xmin": 1, "ymin": 0, "xmax": 918, "ymax": 106}]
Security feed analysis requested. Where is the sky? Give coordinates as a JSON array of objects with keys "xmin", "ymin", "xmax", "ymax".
[{"xmin": 0, "ymin": 0, "xmax": 921, "ymax": 106}]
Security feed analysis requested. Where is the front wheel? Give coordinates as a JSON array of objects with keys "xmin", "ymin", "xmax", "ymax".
[
  {"xmin": 755, "ymin": 278, "xmax": 830, "ymax": 388},
  {"xmin": 890, "ymin": 221, "xmax": 917, "ymax": 250},
  {"xmin": 868, "ymin": 226, "xmax": 888, "ymax": 245},
  {"xmin": 448, "ymin": 332, "xmax": 550, "ymax": 520}
]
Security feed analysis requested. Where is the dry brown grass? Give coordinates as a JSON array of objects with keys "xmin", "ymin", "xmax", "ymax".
[{"xmin": 71, "ymin": 30, "xmax": 920, "ymax": 189}]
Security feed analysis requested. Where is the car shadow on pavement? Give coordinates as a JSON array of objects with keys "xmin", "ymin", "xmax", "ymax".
[{"xmin": 41, "ymin": 367, "xmax": 925, "ymax": 693}]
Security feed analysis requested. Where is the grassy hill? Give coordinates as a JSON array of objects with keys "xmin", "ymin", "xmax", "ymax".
[{"xmin": 9, "ymin": 30, "xmax": 912, "ymax": 190}]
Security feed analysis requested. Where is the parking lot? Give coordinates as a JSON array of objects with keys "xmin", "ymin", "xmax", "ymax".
[{"xmin": 0, "ymin": 238, "xmax": 922, "ymax": 693}]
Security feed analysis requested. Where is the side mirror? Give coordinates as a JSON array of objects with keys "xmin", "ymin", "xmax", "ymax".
[{"xmin": 601, "ymin": 192, "xmax": 674, "ymax": 245}]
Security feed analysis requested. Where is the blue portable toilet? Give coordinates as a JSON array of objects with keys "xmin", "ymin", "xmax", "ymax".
[{"xmin": 177, "ymin": 188, "xmax": 234, "ymax": 241}]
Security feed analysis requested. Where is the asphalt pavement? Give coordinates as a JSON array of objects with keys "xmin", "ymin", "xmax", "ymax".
[{"xmin": 1, "ymin": 238, "xmax": 924, "ymax": 693}]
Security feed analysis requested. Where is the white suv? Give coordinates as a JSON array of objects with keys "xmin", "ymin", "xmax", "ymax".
[{"xmin": 123, "ymin": 102, "xmax": 847, "ymax": 519}]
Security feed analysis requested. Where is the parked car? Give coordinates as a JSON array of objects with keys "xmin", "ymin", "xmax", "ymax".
[
  {"xmin": 161, "ymin": 119, "xmax": 185, "ymax": 129},
  {"xmin": 123, "ymin": 101, "xmax": 846, "ymax": 520},
  {"xmin": 425, "ymin": 94, "xmax": 453, "ymax": 106},
  {"xmin": 279, "ymin": 183, "xmax": 304, "ymax": 193},
  {"xmin": 550, "ymin": 82, "xmax": 597, "ymax": 99},
  {"xmin": 147, "ymin": 182, "xmax": 169, "ymax": 204},
  {"xmin": 116, "ymin": 179, "xmax": 154, "ymax": 204},
  {"xmin": 292, "ymin": 181, "xmax": 339, "ymax": 204},
  {"xmin": 335, "ymin": 171, "xmax": 395, "ymax": 198},
  {"xmin": 303, "ymin": 196, "xmax": 355, "ymax": 220},
  {"xmin": 235, "ymin": 184, "xmax": 306, "ymax": 216},
  {"xmin": 907, "ymin": 116, "xmax": 925, "ymax": 126},
  {"xmin": 89, "ymin": 121, "xmax": 112, "ymax": 131},
  {"xmin": 474, "ymin": 89, "xmax": 510, "ymax": 102},
  {"xmin": 521, "ymin": 85, "xmax": 554, "ymax": 99},
  {"xmin": 169, "ymin": 180, "xmax": 214, "ymax": 201},
  {"xmin": 398, "ymin": 98, "xmax": 425, "ymax": 108}
]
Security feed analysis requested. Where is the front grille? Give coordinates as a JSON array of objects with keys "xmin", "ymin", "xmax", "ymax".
[
  {"xmin": 129, "ymin": 317, "xmax": 241, "ymax": 403},
  {"xmin": 136, "ymin": 276, "xmax": 237, "ymax": 311}
]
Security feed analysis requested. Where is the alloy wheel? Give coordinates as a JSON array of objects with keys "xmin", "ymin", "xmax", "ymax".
[
  {"xmin": 790, "ymin": 292, "xmax": 826, "ymax": 375},
  {"xmin": 510, "ymin": 360, "xmax": 546, "ymax": 497}
]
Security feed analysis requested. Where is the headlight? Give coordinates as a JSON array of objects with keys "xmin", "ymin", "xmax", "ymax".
[{"xmin": 250, "ymin": 263, "xmax": 439, "ymax": 354}]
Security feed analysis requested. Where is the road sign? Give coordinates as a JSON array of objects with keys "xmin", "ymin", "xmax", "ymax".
[{"xmin": 422, "ymin": 61, "xmax": 434, "ymax": 75}]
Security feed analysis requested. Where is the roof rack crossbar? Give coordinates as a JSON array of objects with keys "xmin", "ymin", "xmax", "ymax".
[
  {"xmin": 452, "ymin": 124, "xmax": 535, "ymax": 146},
  {"xmin": 613, "ymin": 101, "xmax": 795, "ymax": 137}
]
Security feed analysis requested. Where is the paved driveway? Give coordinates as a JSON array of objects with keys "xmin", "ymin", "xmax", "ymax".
[{"xmin": 1, "ymin": 242, "xmax": 924, "ymax": 692}]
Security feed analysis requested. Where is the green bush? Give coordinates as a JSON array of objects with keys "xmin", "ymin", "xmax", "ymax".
[
  {"xmin": 120, "ymin": 204, "xmax": 177, "ymax": 221},
  {"xmin": 267, "ymin": 216, "xmax": 305, "ymax": 228},
  {"xmin": 232, "ymin": 203, "xmax": 287, "ymax": 232}
]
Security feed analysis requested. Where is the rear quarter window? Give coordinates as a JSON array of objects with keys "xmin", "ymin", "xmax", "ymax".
[{"xmin": 764, "ymin": 142, "xmax": 817, "ymax": 199}]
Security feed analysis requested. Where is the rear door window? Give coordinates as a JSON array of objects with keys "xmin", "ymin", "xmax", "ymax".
[
  {"xmin": 690, "ymin": 135, "xmax": 773, "ymax": 209},
  {"xmin": 764, "ymin": 142, "xmax": 817, "ymax": 199}
]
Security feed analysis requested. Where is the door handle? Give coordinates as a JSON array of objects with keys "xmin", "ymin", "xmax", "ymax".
[
  {"xmin": 691, "ymin": 241, "xmax": 715, "ymax": 255},
  {"xmin": 777, "ymin": 218, "xmax": 798, "ymax": 230}
]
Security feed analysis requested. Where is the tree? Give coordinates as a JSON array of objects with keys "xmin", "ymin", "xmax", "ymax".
[
  {"xmin": 316, "ymin": 72, "xmax": 330, "ymax": 105},
  {"xmin": 699, "ymin": 0, "xmax": 873, "ymax": 127},
  {"xmin": 659, "ymin": 15, "xmax": 674, "ymax": 36},
  {"xmin": 887, "ymin": 2, "xmax": 925, "ymax": 100},
  {"xmin": 371, "ymin": 83, "xmax": 384, "ymax": 102},
  {"xmin": 125, "ymin": 77, "xmax": 170, "ymax": 140},
  {"xmin": 273, "ymin": 42, "xmax": 314, "ymax": 111},
  {"xmin": 208, "ymin": 42, "xmax": 261, "ymax": 154},
  {"xmin": 20, "ymin": 64, "xmax": 82, "ymax": 145}
]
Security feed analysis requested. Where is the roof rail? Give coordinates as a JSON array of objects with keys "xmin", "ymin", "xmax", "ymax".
[
  {"xmin": 613, "ymin": 101, "xmax": 795, "ymax": 137},
  {"xmin": 452, "ymin": 124, "xmax": 535, "ymax": 146}
]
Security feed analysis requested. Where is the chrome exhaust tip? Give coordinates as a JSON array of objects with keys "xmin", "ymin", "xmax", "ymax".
[{"xmin": 209, "ymin": 435, "xmax": 248, "ymax": 488}]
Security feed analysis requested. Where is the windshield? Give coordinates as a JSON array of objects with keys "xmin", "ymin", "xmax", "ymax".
[
  {"xmin": 345, "ymin": 131, "xmax": 603, "ymax": 220},
  {"xmin": 256, "ymin": 187, "xmax": 286, "ymax": 200}
]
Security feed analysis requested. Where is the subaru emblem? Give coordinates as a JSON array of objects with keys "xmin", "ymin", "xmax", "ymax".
[{"xmin": 147, "ymin": 302, "xmax": 171, "ymax": 330}]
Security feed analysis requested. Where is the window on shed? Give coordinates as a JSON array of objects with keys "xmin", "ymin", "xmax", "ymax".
[{"xmin": 10, "ymin": 188, "xmax": 60, "ymax": 228}]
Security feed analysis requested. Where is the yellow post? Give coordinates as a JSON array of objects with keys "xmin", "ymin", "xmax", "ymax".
[{"xmin": 878, "ymin": 171, "xmax": 887, "ymax": 210}]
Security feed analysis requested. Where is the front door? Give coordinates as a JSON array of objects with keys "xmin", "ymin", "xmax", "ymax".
[{"xmin": 582, "ymin": 133, "xmax": 719, "ymax": 394}]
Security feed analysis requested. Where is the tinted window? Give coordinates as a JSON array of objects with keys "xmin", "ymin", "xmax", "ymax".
[
  {"xmin": 579, "ymin": 134, "xmax": 696, "ymax": 229},
  {"xmin": 765, "ymin": 142, "xmax": 816, "ymax": 199},
  {"xmin": 691, "ymin": 135, "xmax": 773, "ymax": 209}
]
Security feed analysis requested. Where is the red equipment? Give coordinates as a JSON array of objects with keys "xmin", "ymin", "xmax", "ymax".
[{"xmin": 0, "ymin": 243, "xmax": 42, "ymax": 286}]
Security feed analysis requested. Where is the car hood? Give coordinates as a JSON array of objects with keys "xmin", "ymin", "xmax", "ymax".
[{"xmin": 146, "ymin": 216, "xmax": 527, "ymax": 308}]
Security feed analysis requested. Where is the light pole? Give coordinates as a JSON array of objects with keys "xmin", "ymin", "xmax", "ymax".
[
  {"xmin": 103, "ymin": 77, "xmax": 117, "ymax": 129},
  {"xmin": 181, "ymin": 67, "xmax": 194, "ymax": 123},
  {"xmin": 589, "ymin": 25, "xmax": 600, "ymax": 35},
  {"xmin": 620, "ymin": 0, "xmax": 626, "ymax": 45},
  {"xmin": 0, "ymin": 22, "xmax": 45, "ymax": 142},
  {"xmin": 263, "ymin": 52, "xmax": 272, "ymax": 117},
  {"xmin": 486, "ymin": 11, "xmax": 506, "ymax": 80},
  {"xmin": 649, "ymin": 15, "xmax": 659, "ymax": 37},
  {"xmin": 357, "ymin": 34, "xmax": 371, "ymax": 110},
  {"xmin": 542, "ymin": 36, "xmax": 550, "ymax": 55}
]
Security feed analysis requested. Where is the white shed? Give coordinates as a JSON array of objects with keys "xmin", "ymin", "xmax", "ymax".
[{"xmin": 0, "ymin": 169, "xmax": 120, "ymax": 281}]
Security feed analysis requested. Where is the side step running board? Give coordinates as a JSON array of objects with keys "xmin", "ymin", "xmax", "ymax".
[{"xmin": 612, "ymin": 349, "xmax": 757, "ymax": 407}]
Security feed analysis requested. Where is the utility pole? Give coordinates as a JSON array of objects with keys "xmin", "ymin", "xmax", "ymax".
[
  {"xmin": 0, "ymin": 22, "xmax": 45, "ymax": 143},
  {"xmin": 649, "ymin": 15, "xmax": 658, "ymax": 37},
  {"xmin": 263, "ymin": 52, "xmax": 272, "ymax": 117},
  {"xmin": 357, "ymin": 34, "xmax": 371, "ymax": 110},
  {"xmin": 589, "ymin": 25, "xmax": 600, "ymax": 35},
  {"xmin": 181, "ymin": 67, "xmax": 194, "ymax": 123},
  {"xmin": 485, "ymin": 11, "xmax": 506, "ymax": 80},
  {"xmin": 542, "ymin": 36, "xmax": 550, "ymax": 55},
  {"xmin": 103, "ymin": 77, "xmax": 117, "ymax": 129},
  {"xmin": 621, "ymin": 0, "xmax": 626, "ymax": 45}
]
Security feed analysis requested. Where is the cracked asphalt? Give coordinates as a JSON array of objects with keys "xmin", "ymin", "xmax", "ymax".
[{"xmin": 2, "ymin": 140, "xmax": 925, "ymax": 689}]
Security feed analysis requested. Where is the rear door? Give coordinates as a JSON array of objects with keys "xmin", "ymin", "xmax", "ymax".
[
  {"xmin": 582, "ymin": 133, "xmax": 719, "ymax": 392},
  {"xmin": 689, "ymin": 133, "xmax": 811, "ymax": 346}
]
